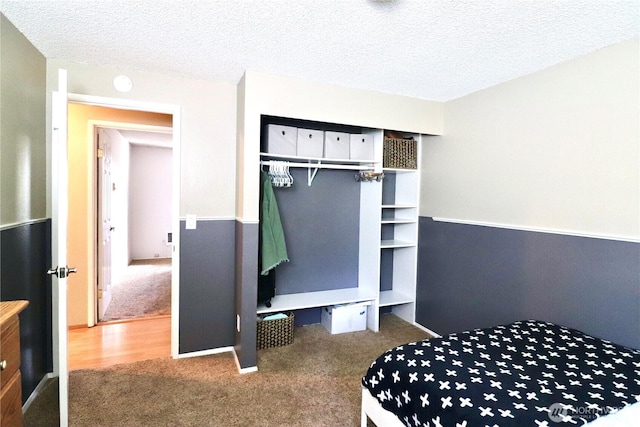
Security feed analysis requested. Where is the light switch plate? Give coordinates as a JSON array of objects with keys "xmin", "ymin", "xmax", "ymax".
[{"xmin": 186, "ymin": 214, "xmax": 197, "ymax": 229}]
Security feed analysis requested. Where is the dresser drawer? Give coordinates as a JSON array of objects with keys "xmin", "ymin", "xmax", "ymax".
[
  {"xmin": 0, "ymin": 370, "xmax": 23, "ymax": 427},
  {"xmin": 0, "ymin": 317, "xmax": 20, "ymax": 389}
]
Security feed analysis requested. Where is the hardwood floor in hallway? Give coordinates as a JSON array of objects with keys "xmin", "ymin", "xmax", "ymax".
[{"xmin": 68, "ymin": 316, "xmax": 171, "ymax": 370}]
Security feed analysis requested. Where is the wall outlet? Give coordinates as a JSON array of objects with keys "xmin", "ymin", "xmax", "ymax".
[{"xmin": 154, "ymin": 253, "xmax": 160, "ymax": 258}]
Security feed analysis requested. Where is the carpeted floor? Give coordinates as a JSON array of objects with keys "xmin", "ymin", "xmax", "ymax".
[
  {"xmin": 24, "ymin": 314, "xmax": 430, "ymax": 427},
  {"xmin": 101, "ymin": 258, "xmax": 172, "ymax": 322}
]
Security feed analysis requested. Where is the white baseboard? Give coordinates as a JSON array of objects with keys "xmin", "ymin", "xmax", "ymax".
[
  {"xmin": 233, "ymin": 349, "xmax": 258, "ymax": 374},
  {"xmin": 233, "ymin": 350, "xmax": 258, "ymax": 374},
  {"xmin": 22, "ymin": 372, "xmax": 57, "ymax": 413},
  {"xmin": 175, "ymin": 346, "xmax": 258, "ymax": 374},
  {"xmin": 176, "ymin": 346, "xmax": 234, "ymax": 359},
  {"xmin": 413, "ymin": 322, "xmax": 442, "ymax": 338}
]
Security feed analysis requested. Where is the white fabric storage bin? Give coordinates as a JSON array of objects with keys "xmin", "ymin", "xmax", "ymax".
[
  {"xmin": 267, "ymin": 124, "xmax": 297, "ymax": 156},
  {"xmin": 324, "ymin": 131, "xmax": 350, "ymax": 159},
  {"xmin": 349, "ymin": 134, "xmax": 375, "ymax": 160},
  {"xmin": 321, "ymin": 301, "xmax": 369, "ymax": 334},
  {"xmin": 296, "ymin": 128, "xmax": 324, "ymax": 158}
]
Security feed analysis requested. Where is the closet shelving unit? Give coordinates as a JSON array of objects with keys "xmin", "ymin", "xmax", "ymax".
[
  {"xmin": 257, "ymin": 120, "xmax": 420, "ymax": 330},
  {"xmin": 378, "ymin": 134, "xmax": 421, "ymax": 324}
]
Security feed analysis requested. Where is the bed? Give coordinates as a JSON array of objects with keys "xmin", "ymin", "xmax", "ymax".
[{"xmin": 361, "ymin": 320, "xmax": 640, "ymax": 426}]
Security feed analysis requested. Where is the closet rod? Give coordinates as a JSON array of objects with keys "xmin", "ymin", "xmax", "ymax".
[
  {"xmin": 259, "ymin": 160, "xmax": 374, "ymax": 171},
  {"xmin": 261, "ymin": 159, "xmax": 375, "ymax": 186}
]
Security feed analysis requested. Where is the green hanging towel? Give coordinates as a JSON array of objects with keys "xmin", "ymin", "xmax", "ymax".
[{"xmin": 260, "ymin": 171, "xmax": 289, "ymax": 275}]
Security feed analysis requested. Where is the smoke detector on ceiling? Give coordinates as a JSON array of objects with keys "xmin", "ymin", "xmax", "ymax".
[{"xmin": 113, "ymin": 75, "xmax": 133, "ymax": 92}]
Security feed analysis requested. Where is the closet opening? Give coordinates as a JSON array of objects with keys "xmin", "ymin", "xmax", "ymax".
[{"xmin": 257, "ymin": 115, "xmax": 378, "ymax": 327}]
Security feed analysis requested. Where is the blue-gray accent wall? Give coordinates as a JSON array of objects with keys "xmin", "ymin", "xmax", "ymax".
[
  {"xmin": 234, "ymin": 221, "xmax": 258, "ymax": 369},
  {"xmin": 416, "ymin": 217, "xmax": 640, "ymax": 349},
  {"xmin": 179, "ymin": 219, "xmax": 236, "ymax": 353},
  {"xmin": 0, "ymin": 220, "xmax": 53, "ymax": 403},
  {"xmin": 272, "ymin": 168, "xmax": 360, "ymax": 294}
]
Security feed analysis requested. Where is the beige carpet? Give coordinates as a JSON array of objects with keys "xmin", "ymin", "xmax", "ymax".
[
  {"xmin": 101, "ymin": 258, "xmax": 172, "ymax": 322},
  {"xmin": 24, "ymin": 314, "xmax": 430, "ymax": 427}
]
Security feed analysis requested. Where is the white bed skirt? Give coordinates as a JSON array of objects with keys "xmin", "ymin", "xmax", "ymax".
[
  {"xmin": 361, "ymin": 387, "xmax": 640, "ymax": 427},
  {"xmin": 585, "ymin": 401, "xmax": 640, "ymax": 426},
  {"xmin": 361, "ymin": 387, "xmax": 405, "ymax": 427}
]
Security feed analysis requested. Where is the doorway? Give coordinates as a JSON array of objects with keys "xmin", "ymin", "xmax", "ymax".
[
  {"xmin": 95, "ymin": 126, "xmax": 174, "ymax": 324},
  {"xmin": 66, "ymin": 99, "xmax": 180, "ymax": 361}
]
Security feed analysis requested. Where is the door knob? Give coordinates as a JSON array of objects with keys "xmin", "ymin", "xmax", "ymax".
[{"xmin": 47, "ymin": 266, "xmax": 77, "ymax": 278}]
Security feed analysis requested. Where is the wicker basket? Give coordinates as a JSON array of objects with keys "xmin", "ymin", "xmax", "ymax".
[
  {"xmin": 383, "ymin": 137, "xmax": 417, "ymax": 169},
  {"xmin": 257, "ymin": 312, "xmax": 294, "ymax": 349}
]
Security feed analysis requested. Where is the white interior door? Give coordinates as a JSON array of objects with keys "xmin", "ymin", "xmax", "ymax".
[
  {"xmin": 50, "ymin": 69, "xmax": 70, "ymax": 427},
  {"xmin": 97, "ymin": 128, "xmax": 113, "ymax": 320}
]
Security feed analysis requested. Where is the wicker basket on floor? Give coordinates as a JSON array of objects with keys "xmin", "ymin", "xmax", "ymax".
[
  {"xmin": 383, "ymin": 137, "xmax": 417, "ymax": 169},
  {"xmin": 257, "ymin": 312, "xmax": 294, "ymax": 349}
]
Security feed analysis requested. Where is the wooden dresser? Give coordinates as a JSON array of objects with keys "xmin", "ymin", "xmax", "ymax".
[{"xmin": 0, "ymin": 301, "xmax": 28, "ymax": 427}]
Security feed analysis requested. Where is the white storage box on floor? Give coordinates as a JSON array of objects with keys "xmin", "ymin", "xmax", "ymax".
[{"xmin": 321, "ymin": 301, "xmax": 370, "ymax": 334}]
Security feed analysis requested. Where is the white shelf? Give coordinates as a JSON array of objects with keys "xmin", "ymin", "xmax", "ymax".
[
  {"xmin": 382, "ymin": 204, "xmax": 417, "ymax": 209},
  {"xmin": 381, "ymin": 239, "xmax": 415, "ymax": 248},
  {"xmin": 379, "ymin": 290, "xmax": 414, "ymax": 307},
  {"xmin": 260, "ymin": 152, "xmax": 378, "ymax": 167},
  {"xmin": 381, "ymin": 218, "xmax": 416, "ymax": 224},
  {"xmin": 257, "ymin": 287, "xmax": 377, "ymax": 314},
  {"xmin": 383, "ymin": 167, "xmax": 418, "ymax": 173}
]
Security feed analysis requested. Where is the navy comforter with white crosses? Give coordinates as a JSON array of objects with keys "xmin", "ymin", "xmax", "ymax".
[{"xmin": 362, "ymin": 320, "xmax": 640, "ymax": 426}]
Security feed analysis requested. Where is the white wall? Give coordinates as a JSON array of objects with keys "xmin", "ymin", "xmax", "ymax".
[
  {"xmin": 129, "ymin": 144, "xmax": 173, "ymax": 259},
  {"xmin": 421, "ymin": 38, "xmax": 639, "ymax": 240},
  {"xmin": 46, "ymin": 60, "xmax": 237, "ymax": 219}
]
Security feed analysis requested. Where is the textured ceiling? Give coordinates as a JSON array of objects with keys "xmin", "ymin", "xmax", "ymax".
[{"xmin": 1, "ymin": 0, "xmax": 638, "ymax": 101}]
